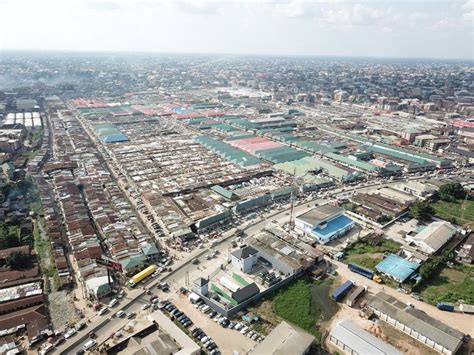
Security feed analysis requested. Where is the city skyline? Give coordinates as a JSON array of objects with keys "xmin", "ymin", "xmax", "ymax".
[{"xmin": 1, "ymin": 0, "xmax": 473, "ymax": 60}]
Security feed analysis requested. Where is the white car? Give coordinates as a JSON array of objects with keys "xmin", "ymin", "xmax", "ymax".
[
  {"xmin": 116, "ymin": 310, "xmax": 126, "ymax": 318},
  {"xmin": 108, "ymin": 298, "xmax": 118, "ymax": 307},
  {"xmin": 83, "ymin": 339, "xmax": 97, "ymax": 351},
  {"xmin": 64, "ymin": 328, "xmax": 77, "ymax": 339},
  {"xmin": 141, "ymin": 303, "xmax": 151, "ymax": 310},
  {"xmin": 97, "ymin": 306, "xmax": 108, "ymax": 316},
  {"xmin": 240, "ymin": 326, "xmax": 249, "ymax": 335}
]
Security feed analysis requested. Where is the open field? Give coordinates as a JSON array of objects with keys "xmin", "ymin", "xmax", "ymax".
[
  {"xmin": 248, "ymin": 277, "xmax": 338, "ymax": 343},
  {"xmin": 432, "ymin": 198, "xmax": 474, "ymax": 228},
  {"xmin": 418, "ymin": 265, "xmax": 474, "ymax": 305}
]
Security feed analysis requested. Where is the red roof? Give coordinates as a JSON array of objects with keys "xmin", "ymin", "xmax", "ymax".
[{"xmin": 450, "ymin": 119, "xmax": 474, "ymax": 128}]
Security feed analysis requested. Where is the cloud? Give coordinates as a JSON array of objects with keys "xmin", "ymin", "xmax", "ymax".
[
  {"xmin": 173, "ymin": 0, "xmax": 222, "ymax": 15},
  {"xmin": 83, "ymin": 1, "xmax": 121, "ymax": 11}
]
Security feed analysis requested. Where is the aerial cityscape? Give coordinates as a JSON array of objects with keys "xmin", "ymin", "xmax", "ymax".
[{"xmin": 0, "ymin": 1, "xmax": 473, "ymax": 355}]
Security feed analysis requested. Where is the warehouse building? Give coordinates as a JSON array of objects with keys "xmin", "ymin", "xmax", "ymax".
[
  {"xmin": 368, "ymin": 292, "xmax": 465, "ymax": 355},
  {"xmin": 249, "ymin": 321, "xmax": 315, "ymax": 355},
  {"xmin": 406, "ymin": 221, "xmax": 456, "ymax": 255},
  {"xmin": 295, "ymin": 205, "xmax": 355, "ymax": 244},
  {"xmin": 375, "ymin": 254, "xmax": 420, "ymax": 283},
  {"xmin": 329, "ymin": 319, "xmax": 402, "ymax": 355}
]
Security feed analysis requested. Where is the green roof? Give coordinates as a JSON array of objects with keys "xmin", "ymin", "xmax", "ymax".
[
  {"xmin": 141, "ymin": 243, "xmax": 159, "ymax": 256},
  {"xmin": 120, "ymin": 254, "xmax": 146, "ymax": 271},
  {"xmin": 324, "ymin": 152, "xmax": 379, "ymax": 172},
  {"xmin": 211, "ymin": 185, "xmax": 237, "ymax": 200}
]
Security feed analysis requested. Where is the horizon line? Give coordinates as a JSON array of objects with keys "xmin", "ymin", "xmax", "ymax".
[{"xmin": 1, "ymin": 48, "xmax": 473, "ymax": 62}]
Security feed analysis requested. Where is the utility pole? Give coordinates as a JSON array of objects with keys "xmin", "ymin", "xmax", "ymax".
[{"xmin": 289, "ymin": 168, "xmax": 296, "ymax": 229}]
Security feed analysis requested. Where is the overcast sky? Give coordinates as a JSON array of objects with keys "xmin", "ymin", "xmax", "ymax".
[{"xmin": 1, "ymin": 0, "xmax": 473, "ymax": 59}]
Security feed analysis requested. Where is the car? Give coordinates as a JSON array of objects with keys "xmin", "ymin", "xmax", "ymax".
[
  {"xmin": 184, "ymin": 320, "xmax": 193, "ymax": 327},
  {"xmin": 247, "ymin": 331, "xmax": 254, "ymax": 338},
  {"xmin": 234, "ymin": 323, "xmax": 243, "ymax": 330},
  {"xmin": 221, "ymin": 319, "xmax": 230, "ymax": 327},
  {"xmin": 208, "ymin": 343, "xmax": 217, "ymax": 351},
  {"xmin": 116, "ymin": 310, "xmax": 126, "ymax": 318},
  {"xmin": 201, "ymin": 336, "xmax": 210, "ymax": 343},
  {"xmin": 53, "ymin": 336, "xmax": 65, "ymax": 347},
  {"xmin": 228, "ymin": 321, "xmax": 235, "ymax": 329},
  {"xmin": 240, "ymin": 326, "xmax": 249, "ymax": 335},
  {"xmin": 108, "ymin": 298, "xmax": 118, "ymax": 308},
  {"xmin": 208, "ymin": 311, "xmax": 217, "ymax": 318},
  {"xmin": 213, "ymin": 315, "xmax": 221, "ymax": 322},
  {"xmin": 177, "ymin": 315, "xmax": 187, "ymax": 322},
  {"xmin": 76, "ymin": 350, "xmax": 85, "ymax": 355},
  {"xmin": 141, "ymin": 303, "xmax": 151, "ymax": 310},
  {"xmin": 76, "ymin": 322, "xmax": 87, "ymax": 331},
  {"xmin": 83, "ymin": 339, "xmax": 97, "ymax": 351},
  {"xmin": 64, "ymin": 328, "xmax": 77, "ymax": 339},
  {"xmin": 252, "ymin": 333, "xmax": 259, "ymax": 340},
  {"xmin": 97, "ymin": 307, "xmax": 108, "ymax": 316},
  {"xmin": 127, "ymin": 312, "xmax": 136, "ymax": 319},
  {"xmin": 39, "ymin": 344, "xmax": 54, "ymax": 355}
]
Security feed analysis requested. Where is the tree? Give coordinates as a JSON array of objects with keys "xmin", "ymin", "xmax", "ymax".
[
  {"xmin": 410, "ymin": 201, "xmax": 435, "ymax": 222},
  {"xmin": 438, "ymin": 183, "xmax": 466, "ymax": 202},
  {"xmin": 0, "ymin": 231, "xmax": 20, "ymax": 249},
  {"xmin": 7, "ymin": 251, "xmax": 34, "ymax": 270}
]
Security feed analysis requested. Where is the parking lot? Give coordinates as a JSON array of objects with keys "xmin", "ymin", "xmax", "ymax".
[{"xmin": 172, "ymin": 296, "xmax": 257, "ymax": 354}]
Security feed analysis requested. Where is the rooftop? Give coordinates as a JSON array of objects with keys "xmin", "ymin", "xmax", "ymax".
[
  {"xmin": 375, "ymin": 254, "xmax": 419, "ymax": 282},
  {"xmin": 296, "ymin": 204, "xmax": 342, "ymax": 227}
]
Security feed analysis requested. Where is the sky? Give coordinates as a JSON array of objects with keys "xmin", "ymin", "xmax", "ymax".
[{"xmin": 0, "ymin": 0, "xmax": 473, "ymax": 59}]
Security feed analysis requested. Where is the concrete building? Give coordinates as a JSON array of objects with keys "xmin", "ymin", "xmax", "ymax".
[
  {"xmin": 395, "ymin": 181, "xmax": 438, "ymax": 200},
  {"xmin": 369, "ymin": 292, "xmax": 465, "ymax": 355},
  {"xmin": 295, "ymin": 205, "xmax": 355, "ymax": 244},
  {"xmin": 249, "ymin": 321, "xmax": 315, "ymax": 355},
  {"xmin": 329, "ymin": 319, "xmax": 402, "ymax": 355},
  {"xmin": 231, "ymin": 246, "xmax": 259, "ymax": 273},
  {"xmin": 406, "ymin": 221, "xmax": 456, "ymax": 255}
]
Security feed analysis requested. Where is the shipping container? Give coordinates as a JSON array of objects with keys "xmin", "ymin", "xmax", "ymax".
[
  {"xmin": 331, "ymin": 280, "xmax": 354, "ymax": 302},
  {"xmin": 437, "ymin": 302, "xmax": 455, "ymax": 312}
]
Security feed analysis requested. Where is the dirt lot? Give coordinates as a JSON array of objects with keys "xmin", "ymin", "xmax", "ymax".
[{"xmin": 173, "ymin": 295, "xmax": 256, "ymax": 354}]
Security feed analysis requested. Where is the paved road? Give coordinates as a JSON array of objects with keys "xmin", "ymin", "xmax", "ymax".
[{"xmin": 329, "ymin": 257, "xmax": 474, "ymax": 335}]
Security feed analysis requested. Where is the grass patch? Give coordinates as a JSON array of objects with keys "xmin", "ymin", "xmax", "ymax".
[
  {"xmin": 344, "ymin": 238, "xmax": 401, "ymax": 255},
  {"xmin": 344, "ymin": 254, "xmax": 383, "ymax": 270},
  {"xmin": 273, "ymin": 278, "xmax": 335, "ymax": 342},
  {"xmin": 432, "ymin": 198, "xmax": 474, "ymax": 228},
  {"xmin": 343, "ymin": 238, "xmax": 401, "ymax": 270},
  {"xmin": 419, "ymin": 265, "xmax": 474, "ymax": 305}
]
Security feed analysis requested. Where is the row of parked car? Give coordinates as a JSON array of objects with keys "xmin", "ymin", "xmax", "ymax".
[
  {"xmin": 193, "ymin": 299, "xmax": 265, "ymax": 343},
  {"xmin": 161, "ymin": 300, "xmax": 220, "ymax": 354},
  {"xmin": 37, "ymin": 322, "xmax": 88, "ymax": 354}
]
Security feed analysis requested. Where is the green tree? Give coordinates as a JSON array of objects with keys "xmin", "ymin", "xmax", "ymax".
[
  {"xmin": 438, "ymin": 183, "xmax": 466, "ymax": 202},
  {"xmin": 0, "ymin": 224, "xmax": 20, "ymax": 249},
  {"xmin": 7, "ymin": 251, "xmax": 34, "ymax": 270},
  {"xmin": 410, "ymin": 201, "xmax": 435, "ymax": 222}
]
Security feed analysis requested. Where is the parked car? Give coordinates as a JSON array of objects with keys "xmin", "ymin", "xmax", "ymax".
[
  {"xmin": 127, "ymin": 312, "xmax": 136, "ymax": 319},
  {"xmin": 141, "ymin": 303, "xmax": 151, "ymax": 310},
  {"xmin": 76, "ymin": 322, "xmax": 87, "ymax": 331},
  {"xmin": 116, "ymin": 310, "xmax": 126, "ymax": 318},
  {"xmin": 64, "ymin": 328, "xmax": 77, "ymax": 339}
]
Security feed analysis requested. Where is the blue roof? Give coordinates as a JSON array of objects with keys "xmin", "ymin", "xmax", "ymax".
[
  {"xmin": 310, "ymin": 214, "xmax": 354, "ymax": 242},
  {"xmin": 102, "ymin": 134, "xmax": 129, "ymax": 143},
  {"xmin": 376, "ymin": 254, "xmax": 420, "ymax": 282}
]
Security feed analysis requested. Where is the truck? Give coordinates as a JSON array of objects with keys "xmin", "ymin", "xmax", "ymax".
[
  {"xmin": 331, "ymin": 280, "xmax": 354, "ymax": 302},
  {"xmin": 128, "ymin": 265, "xmax": 157, "ymax": 287},
  {"xmin": 348, "ymin": 263, "xmax": 382, "ymax": 283},
  {"xmin": 437, "ymin": 302, "xmax": 455, "ymax": 312},
  {"xmin": 346, "ymin": 285, "xmax": 367, "ymax": 307}
]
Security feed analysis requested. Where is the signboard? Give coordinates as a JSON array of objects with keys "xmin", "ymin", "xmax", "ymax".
[{"xmin": 96, "ymin": 256, "xmax": 122, "ymax": 272}]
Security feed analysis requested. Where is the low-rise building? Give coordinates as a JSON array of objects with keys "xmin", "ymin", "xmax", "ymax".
[
  {"xmin": 375, "ymin": 254, "xmax": 420, "ymax": 283},
  {"xmin": 249, "ymin": 321, "xmax": 315, "ymax": 355},
  {"xmin": 329, "ymin": 319, "xmax": 402, "ymax": 355},
  {"xmin": 369, "ymin": 292, "xmax": 465, "ymax": 355},
  {"xmin": 406, "ymin": 221, "xmax": 456, "ymax": 255},
  {"xmin": 295, "ymin": 205, "xmax": 355, "ymax": 244}
]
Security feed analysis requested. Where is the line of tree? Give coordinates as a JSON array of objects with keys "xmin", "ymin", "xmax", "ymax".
[{"xmin": 438, "ymin": 182, "xmax": 467, "ymax": 202}]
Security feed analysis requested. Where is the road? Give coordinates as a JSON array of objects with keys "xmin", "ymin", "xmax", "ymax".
[{"xmin": 329, "ymin": 257, "xmax": 474, "ymax": 335}]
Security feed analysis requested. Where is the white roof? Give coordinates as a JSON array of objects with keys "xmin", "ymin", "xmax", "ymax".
[
  {"xmin": 411, "ymin": 221, "xmax": 456, "ymax": 254},
  {"xmin": 249, "ymin": 321, "xmax": 315, "ymax": 355},
  {"xmin": 330, "ymin": 320, "xmax": 402, "ymax": 355}
]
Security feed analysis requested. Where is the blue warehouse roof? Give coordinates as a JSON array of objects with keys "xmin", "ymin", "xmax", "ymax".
[
  {"xmin": 310, "ymin": 214, "xmax": 354, "ymax": 242},
  {"xmin": 376, "ymin": 254, "xmax": 420, "ymax": 283}
]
